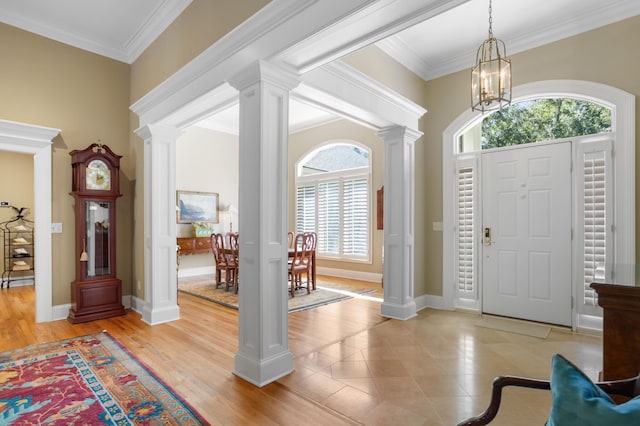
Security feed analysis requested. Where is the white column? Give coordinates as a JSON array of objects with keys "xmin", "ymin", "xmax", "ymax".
[
  {"xmin": 229, "ymin": 61, "xmax": 298, "ymax": 387},
  {"xmin": 378, "ymin": 125, "xmax": 421, "ymax": 320},
  {"xmin": 135, "ymin": 124, "xmax": 182, "ymax": 325}
]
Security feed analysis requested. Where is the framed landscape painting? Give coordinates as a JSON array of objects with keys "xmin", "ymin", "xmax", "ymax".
[{"xmin": 177, "ymin": 190, "xmax": 219, "ymax": 223}]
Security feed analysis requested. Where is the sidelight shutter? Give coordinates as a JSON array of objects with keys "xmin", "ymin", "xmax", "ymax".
[
  {"xmin": 579, "ymin": 140, "xmax": 613, "ymax": 313},
  {"xmin": 455, "ymin": 159, "xmax": 477, "ymax": 299}
]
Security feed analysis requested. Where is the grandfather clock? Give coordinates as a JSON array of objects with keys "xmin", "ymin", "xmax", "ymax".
[{"xmin": 68, "ymin": 142, "xmax": 126, "ymax": 323}]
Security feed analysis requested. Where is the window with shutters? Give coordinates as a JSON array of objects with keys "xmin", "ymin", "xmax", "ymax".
[
  {"xmin": 577, "ymin": 140, "xmax": 613, "ymax": 313},
  {"xmin": 295, "ymin": 142, "xmax": 371, "ymax": 262},
  {"xmin": 456, "ymin": 162, "xmax": 476, "ymax": 299}
]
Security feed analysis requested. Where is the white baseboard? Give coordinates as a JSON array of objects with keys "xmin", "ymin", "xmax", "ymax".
[
  {"xmin": 576, "ymin": 313, "xmax": 603, "ymax": 334},
  {"xmin": 130, "ymin": 296, "xmax": 145, "ymax": 314},
  {"xmin": 53, "ymin": 303, "xmax": 71, "ymax": 321},
  {"xmin": 415, "ymin": 294, "xmax": 452, "ymax": 312},
  {"xmin": 316, "ymin": 266, "xmax": 382, "ymax": 283},
  {"xmin": 178, "ymin": 266, "xmax": 215, "ymax": 278}
]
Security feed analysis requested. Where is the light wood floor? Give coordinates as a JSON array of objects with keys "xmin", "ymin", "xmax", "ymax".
[{"xmin": 0, "ymin": 278, "xmax": 602, "ymax": 425}]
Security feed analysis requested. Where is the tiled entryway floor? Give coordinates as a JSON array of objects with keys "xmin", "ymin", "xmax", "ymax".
[{"xmin": 279, "ymin": 308, "xmax": 602, "ymax": 425}]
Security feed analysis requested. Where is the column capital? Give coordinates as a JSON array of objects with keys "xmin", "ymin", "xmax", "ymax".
[
  {"xmin": 228, "ymin": 60, "xmax": 300, "ymax": 92},
  {"xmin": 377, "ymin": 125, "xmax": 422, "ymax": 144}
]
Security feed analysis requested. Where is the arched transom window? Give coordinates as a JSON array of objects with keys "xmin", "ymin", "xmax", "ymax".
[{"xmin": 458, "ymin": 98, "xmax": 611, "ymax": 153}]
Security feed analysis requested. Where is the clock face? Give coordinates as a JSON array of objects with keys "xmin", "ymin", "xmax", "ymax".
[{"xmin": 86, "ymin": 159, "xmax": 111, "ymax": 190}]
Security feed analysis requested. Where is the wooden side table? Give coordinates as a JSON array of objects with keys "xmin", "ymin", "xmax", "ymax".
[
  {"xmin": 177, "ymin": 236, "xmax": 212, "ymax": 256},
  {"xmin": 591, "ymin": 276, "xmax": 640, "ymax": 380}
]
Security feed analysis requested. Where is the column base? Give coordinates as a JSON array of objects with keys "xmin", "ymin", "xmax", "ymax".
[
  {"xmin": 381, "ymin": 300, "xmax": 417, "ymax": 320},
  {"xmin": 141, "ymin": 304, "xmax": 180, "ymax": 325},
  {"xmin": 234, "ymin": 350, "xmax": 293, "ymax": 387}
]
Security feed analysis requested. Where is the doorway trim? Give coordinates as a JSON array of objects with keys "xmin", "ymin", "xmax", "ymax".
[
  {"xmin": 0, "ymin": 119, "xmax": 59, "ymax": 323},
  {"xmin": 442, "ymin": 80, "xmax": 635, "ymax": 329}
]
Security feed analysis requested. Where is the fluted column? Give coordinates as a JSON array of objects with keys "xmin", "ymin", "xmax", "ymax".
[
  {"xmin": 378, "ymin": 125, "xmax": 422, "ymax": 320},
  {"xmin": 228, "ymin": 61, "xmax": 299, "ymax": 386}
]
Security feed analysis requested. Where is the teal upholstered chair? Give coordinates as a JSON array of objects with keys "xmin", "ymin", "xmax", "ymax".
[{"xmin": 458, "ymin": 354, "xmax": 640, "ymax": 426}]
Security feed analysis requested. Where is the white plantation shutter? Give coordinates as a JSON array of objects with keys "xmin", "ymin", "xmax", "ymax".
[
  {"xmin": 343, "ymin": 178, "xmax": 368, "ymax": 258},
  {"xmin": 455, "ymin": 158, "xmax": 477, "ymax": 299},
  {"xmin": 296, "ymin": 185, "xmax": 316, "ymax": 234},
  {"xmin": 318, "ymin": 181, "xmax": 340, "ymax": 255},
  {"xmin": 578, "ymin": 140, "xmax": 613, "ymax": 313},
  {"xmin": 295, "ymin": 143, "xmax": 371, "ymax": 262}
]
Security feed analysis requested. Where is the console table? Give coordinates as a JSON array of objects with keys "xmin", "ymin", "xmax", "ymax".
[
  {"xmin": 590, "ymin": 264, "xmax": 640, "ymax": 380},
  {"xmin": 177, "ymin": 236, "xmax": 212, "ymax": 256}
]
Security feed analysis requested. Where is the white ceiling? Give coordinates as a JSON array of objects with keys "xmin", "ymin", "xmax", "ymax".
[
  {"xmin": 1, "ymin": 0, "xmax": 638, "ymax": 132},
  {"xmin": 0, "ymin": 0, "xmax": 191, "ymax": 63},
  {"xmin": 378, "ymin": 0, "xmax": 640, "ymax": 81}
]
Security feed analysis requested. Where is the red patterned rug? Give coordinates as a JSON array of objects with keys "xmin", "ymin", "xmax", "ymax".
[{"xmin": 0, "ymin": 332, "xmax": 209, "ymax": 425}]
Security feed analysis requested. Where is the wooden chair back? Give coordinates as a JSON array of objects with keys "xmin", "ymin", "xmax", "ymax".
[
  {"xmin": 228, "ymin": 232, "xmax": 239, "ymax": 267},
  {"xmin": 211, "ymin": 233, "xmax": 226, "ymax": 266}
]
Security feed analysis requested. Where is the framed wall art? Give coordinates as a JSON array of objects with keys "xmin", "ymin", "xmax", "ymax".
[{"xmin": 176, "ymin": 190, "xmax": 219, "ymax": 223}]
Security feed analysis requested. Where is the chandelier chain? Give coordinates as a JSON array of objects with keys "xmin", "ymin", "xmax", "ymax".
[{"xmin": 488, "ymin": 0, "xmax": 493, "ymax": 39}]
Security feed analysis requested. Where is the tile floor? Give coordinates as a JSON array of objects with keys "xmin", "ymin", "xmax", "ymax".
[{"xmin": 278, "ymin": 308, "xmax": 602, "ymax": 425}]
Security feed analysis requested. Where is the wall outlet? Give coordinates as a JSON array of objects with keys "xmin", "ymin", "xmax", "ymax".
[
  {"xmin": 432, "ymin": 221, "xmax": 443, "ymax": 232},
  {"xmin": 0, "ymin": 201, "xmax": 9, "ymax": 206},
  {"xmin": 51, "ymin": 223, "xmax": 63, "ymax": 233}
]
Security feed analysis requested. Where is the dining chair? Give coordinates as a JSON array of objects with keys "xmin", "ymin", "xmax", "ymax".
[
  {"xmin": 227, "ymin": 232, "xmax": 239, "ymax": 293},
  {"xmin": 288, "ymin": 233, "xmax": 311, "ymax": 297},
  {"xmin": 287, "ymin": 231, "xmax": 294, "ymax": 248},
  {"xmin": 303, "ymin": 231, "xmax": 317, "ymax": 289},
  {"xmin": 210, "ymin": 233, "xmax": 227, "ymax": 289}
]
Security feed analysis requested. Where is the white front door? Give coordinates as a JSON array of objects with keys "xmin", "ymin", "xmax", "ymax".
[{"xmin": 482, "ymin": 142, "xmax": 572, "ymax": 326}]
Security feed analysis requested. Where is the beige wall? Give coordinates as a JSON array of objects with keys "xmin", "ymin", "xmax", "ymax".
[
  {"xmin": 343, "ymin": 44, "xmax": 428, "ymax": 107},
  {"xmin": 288, "ymin": 119, "xmax": 385, "ymax": 275},
  {"xmin": 129, "ymin": 0, "xmax": 269, "ymax": 297},
  {"xmin": 419, "ymin": 16, "xmax": 640, "ymax": 296},
  {"xmin": 176, "ymin": 126, "xmax": 239, "ymax": 272},
  {"xmin": 0, "ymin": 23, "xmax": 131, "ymax": 305},
  {"xmin": 131, "ymin": 0, "xmax": 270, "ymax": 103}
]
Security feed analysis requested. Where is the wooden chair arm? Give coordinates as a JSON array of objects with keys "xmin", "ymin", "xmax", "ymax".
[
  {"xmin": 457, "ymin": 374, "xmax": 640, "ymax": 426},
  {"xmin": 596, "ymin": 376, "xmax": 640, "ymax": 399},
  {"xmin": 457, "ymin": 376, "xmax": 551, "ymax": 426}
]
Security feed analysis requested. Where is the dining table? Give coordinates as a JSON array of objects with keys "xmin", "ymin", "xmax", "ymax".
[{"xmin": 219, "ymin": 244, "xmax": 316, "ymax": 290}]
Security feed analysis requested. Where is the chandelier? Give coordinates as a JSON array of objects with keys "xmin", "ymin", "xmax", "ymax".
[{"xmin": 471, "ymin": 0, "xmax": 511, "ymax": 112}]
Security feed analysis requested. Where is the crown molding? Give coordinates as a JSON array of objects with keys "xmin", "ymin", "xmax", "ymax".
[
  {"xmin": 273, "ymin": 0, "xmax": 469, "ymax": 74},
  {"xmin": 125, "ymin": 0, "xmax": 192, "ymax": 63},
  {"xmin": 295, "ymin": 60, "xmax": 426, "ymax": 131},
  {"xmin": 0, "ymin": 0, "xmax": 191, "ymax": 63},
  {"xmin": 379, "ymin": 0, "xmax": 640, "ymax": 81}
]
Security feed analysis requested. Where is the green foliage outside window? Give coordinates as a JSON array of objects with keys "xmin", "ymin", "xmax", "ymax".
[{"xmin": 481, "ymin": 99, "xmax": 611, "ymax": 149}]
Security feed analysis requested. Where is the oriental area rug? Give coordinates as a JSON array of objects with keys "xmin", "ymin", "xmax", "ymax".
[
  {"xmin": 178, "ymin": 275, "xmax": 377, "ymax": 312},
  {"xmin": 0, "ymin": 332, "xmax": 208, "ymax": 425}
]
